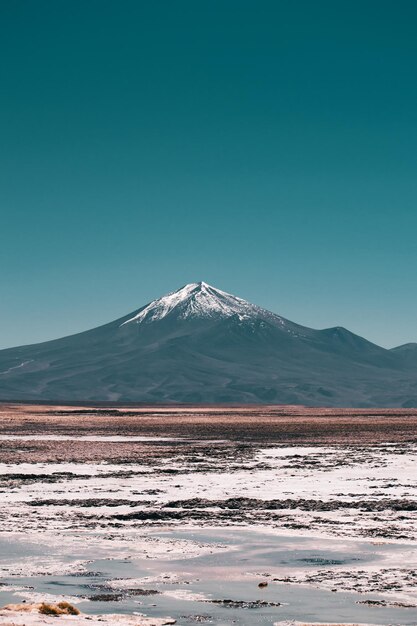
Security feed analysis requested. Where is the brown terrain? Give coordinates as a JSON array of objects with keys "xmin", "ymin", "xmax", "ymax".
[{"xmin": 0, "ymin": 403, "xmax": 416, "ymax": 464}]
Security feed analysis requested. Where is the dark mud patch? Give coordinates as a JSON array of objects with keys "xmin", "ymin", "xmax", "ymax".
[
  {"xmin": 295, "ymin": 557, "xmax": 359, "ymax": 566},
  {"xmin": 87, "ymin": 593, "xmax": 124, "ymax": 602},
  {"xmin": 86, "ymin": 585, "xmax": 160, "ymax": 602},
  {"xmin": 357, "ymin": 599, "xmax": 417, "ymax": 608},
  {"xmin": 205, "ymin": 599, "xmax": 281, "ymax": 609},
  {"xmin": 124, "ymin": 589, "xmax": 160, "ymax": 596},
  {"xmin": 0, "ymin": 472, "xmax": 90, "ymax": 486},
  {"xmin": 28, "ymin": 499, "xmax": 152, "ymax": 508},
  {"xmin": 163, "ymin": 497, "xmax": 417, "ymax": 512},
  {"xmin": 179, "ymin": 616, "xmax": 212, "ymax": 623}
]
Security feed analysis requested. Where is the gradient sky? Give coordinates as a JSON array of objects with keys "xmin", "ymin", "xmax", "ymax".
[{"xmin": 1, "ymin": 0, "xmax": 417, "ymax": 349}]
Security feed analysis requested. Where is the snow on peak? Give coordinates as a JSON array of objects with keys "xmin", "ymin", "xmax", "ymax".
[{"xmin": 121, "ymin": 281, "xmax": 278, "ymax": 326}]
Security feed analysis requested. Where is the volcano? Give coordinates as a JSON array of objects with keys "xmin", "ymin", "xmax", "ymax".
[{"xmin": 0, "ymin": 281, "xmax": 416, "ymax": 406}]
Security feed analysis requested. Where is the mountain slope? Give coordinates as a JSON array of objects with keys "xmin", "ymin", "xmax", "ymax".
[{"xmin": 0, "ymin": 282, "xmax": 416, "ymax": 407}]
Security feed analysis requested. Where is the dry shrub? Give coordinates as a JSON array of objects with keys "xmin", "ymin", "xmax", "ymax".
[
  {"xmin": 38, "ymin": 601, "xmax": 80, "ymax": 616},
  {"xmin": 39, "ymin": 603, "xmax": 63, "ymax": 616},
  {"xmin": 57, "ymin": 601, "xmax": 80, "ymax": 615}
]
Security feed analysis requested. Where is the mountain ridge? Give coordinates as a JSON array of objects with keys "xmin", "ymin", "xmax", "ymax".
[{"xmin": 0, "ymin": 282, "xmax": 415, "ymax": 407}]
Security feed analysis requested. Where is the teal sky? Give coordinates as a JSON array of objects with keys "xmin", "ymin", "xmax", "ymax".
[{"xmin": 1, "ymin": 0, "xmax": 417, "ymax": 349}]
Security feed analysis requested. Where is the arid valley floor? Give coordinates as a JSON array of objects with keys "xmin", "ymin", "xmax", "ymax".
[{"xmin": 0, "ymin": 404, "xmax": 416, "ymax": 626}]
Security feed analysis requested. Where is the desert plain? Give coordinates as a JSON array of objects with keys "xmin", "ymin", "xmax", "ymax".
[{"xmin": 0, "ymin": 404, "xmax": 416, "ymax": 626}]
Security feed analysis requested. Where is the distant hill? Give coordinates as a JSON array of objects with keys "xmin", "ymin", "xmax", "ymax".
[{"xmin": 0, "ymin": 281, "xmax": 416, "ymax": 407}]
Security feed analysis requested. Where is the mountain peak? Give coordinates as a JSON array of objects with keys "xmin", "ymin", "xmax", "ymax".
[
  {"xmin": 121, "ymin": 281, "xmax": 269, "ymax": 326},
  {"xmin": 2, "ymin": 280, "xmax": 415, "ymax": 406}
]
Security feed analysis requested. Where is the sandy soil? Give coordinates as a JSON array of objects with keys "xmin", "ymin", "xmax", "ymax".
[{"xmin": 0, "ymin": 404, "xmax": 416, "ymax": 448}]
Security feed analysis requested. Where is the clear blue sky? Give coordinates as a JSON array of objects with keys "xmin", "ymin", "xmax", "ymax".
[{"xmin": 1, "ymin": 0, "xmax": 416, "ymax": 349}]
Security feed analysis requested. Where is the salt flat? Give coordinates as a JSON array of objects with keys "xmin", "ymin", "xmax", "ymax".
[{"xmin": 0, "ymin": 404, "xmax": 416, "ymax": 626}]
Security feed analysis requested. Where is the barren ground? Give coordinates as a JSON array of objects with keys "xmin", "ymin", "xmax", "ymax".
[{"xmin": 0, "ymin": 404, "xmax": 416, "ymax": 626}]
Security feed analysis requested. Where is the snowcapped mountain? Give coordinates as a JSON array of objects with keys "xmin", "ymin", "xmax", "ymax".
[
  {"xmin": 121, "ymin": 281, "xmax": 285, "ymax": 325},
  {"xmin": 0, "ymin": 281, "xmax": 416, "ymax": 407}
]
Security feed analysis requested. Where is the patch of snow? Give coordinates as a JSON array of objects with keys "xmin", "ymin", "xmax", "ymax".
[
  {"xmin": 162, "ymin": 589, "xmax": 210, "ymax": 602},
  {"xmin": 14, "ymin": 592, "xmax": 85, "ymax": 605},
  {"xmin": 108, "ymin": 574, "xmax": 196, "ymax": 588},
  {"xmin": 0, "ymin": 360, "xmax": 33, "ymax": 375},
  {"xmin": 0, "ymin": 557, "xmax": 89, "ymax": 578},
  {"xmin": 121, "ymin": 282, "xmax": 285, "ymax": 326}
]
